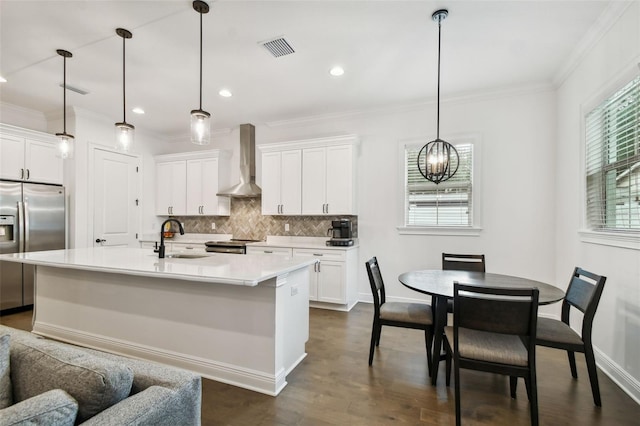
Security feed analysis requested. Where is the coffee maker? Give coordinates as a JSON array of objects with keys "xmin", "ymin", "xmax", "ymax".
[{"xmin": 326, "ymin": 219, "xmax": 354, "ymax": 246}]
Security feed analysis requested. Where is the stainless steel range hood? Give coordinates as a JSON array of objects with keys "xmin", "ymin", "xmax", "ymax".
[{"xmin": 217, "ymin": 123, "xmax": 262, "ymax": 198}]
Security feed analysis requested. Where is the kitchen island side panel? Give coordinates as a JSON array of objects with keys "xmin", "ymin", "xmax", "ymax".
[{"xmin": 32, "ymin": 265, "xmax": 309, "ymax": 396}]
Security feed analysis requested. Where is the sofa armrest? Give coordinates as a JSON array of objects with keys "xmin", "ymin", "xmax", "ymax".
[
  {"xmin": 81, "ymin": 386, "xmax": 192, "ymax": 426},
  {"xmin": 0, "ymin": 389, "xmax": 78, "ymax": 426}
]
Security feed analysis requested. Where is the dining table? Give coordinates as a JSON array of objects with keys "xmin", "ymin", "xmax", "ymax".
[{"xmin": 398, "ymin": 269, "xmax": 566, "ymax": 385}]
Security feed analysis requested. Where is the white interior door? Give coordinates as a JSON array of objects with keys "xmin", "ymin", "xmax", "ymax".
[{"xmin": 93, "ymin": 148, "xmax": 139, "ymax": 247}]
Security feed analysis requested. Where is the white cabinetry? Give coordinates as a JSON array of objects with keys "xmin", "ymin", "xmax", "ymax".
[
  {"xmin": 259, "ymin": 135, "xmax": 358, "ymax": 216},
  {"xmin": 155, "ymin": 150, "xmax": 230, "ymax": 216},
  {"xmin": 302, "ymin": 144, "xmax": 354, "ymax": 215},
  {"xmin": 292, "ymin": 247, "xmax": 358, "ymax": 311},
  {"xmin": 155, "ymin": 161, "xmax": 186, "ymax": 215},
  {"xmin": 186, "ymin": 157, "xmax": 230, "ymax": 216},
  {"xmin": 260, "ymin": 150, "xmax": 301, "ymax": 215},
  {"xmin": 0, "ymin": 124, "xmax": 63, "ymax": 184}
]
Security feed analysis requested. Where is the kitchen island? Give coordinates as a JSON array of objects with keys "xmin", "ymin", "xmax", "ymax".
[{"xmin": 0, "ymin": 247, "xmax": 316, "ymax": 396}]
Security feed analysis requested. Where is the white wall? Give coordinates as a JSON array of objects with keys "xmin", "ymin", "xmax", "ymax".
[
  {"xmin": 555, "ymin": 2, "xmax": 640, "ymax": 401},
  {"xmin": 254, "ymin": 87, "xmax": 558, "ymax": 309}
]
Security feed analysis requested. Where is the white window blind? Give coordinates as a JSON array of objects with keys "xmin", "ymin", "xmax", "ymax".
[
  {"xmin": 586, "ymin": 75, "xmax": 640, "ymax": 232},
  {"xmin": 405, "ymin": 143, "xmax": 473, "ymax": 227}
]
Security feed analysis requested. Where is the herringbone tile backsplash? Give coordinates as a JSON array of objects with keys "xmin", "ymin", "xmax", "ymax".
[{"xmin": 172, "ymin": 198, "xmax": 357, "ymax": 241}]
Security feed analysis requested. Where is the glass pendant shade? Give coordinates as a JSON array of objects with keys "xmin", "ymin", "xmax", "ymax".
[
  {"xmin": 190, "ymin": 109, "xmax": 211, "ymax": 145},
  {"xmin": 115, "ymin": 122, "xmax": 135, "ymax": 151},
  {"xmin": 56, "ymin": 132, "xmax": 74, "ymax": 160}
]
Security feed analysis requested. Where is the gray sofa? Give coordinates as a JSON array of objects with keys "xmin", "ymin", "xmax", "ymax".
[{"xmin": 0, "ymin": 325, "xmax": 201, "ymax": 425}]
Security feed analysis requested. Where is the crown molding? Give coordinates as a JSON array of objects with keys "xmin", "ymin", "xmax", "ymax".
[
  {"xmin": 166, "ymin": 127, "xmax": 233, "ymax": 144},
  {"xmin": 553, "ymin": 1, "xmax": 634, "ymax": 88},
  {"xmin": 0, "ymin": 101, "xmax": 47, "ymax": 124},
  {"xmin": 265, "ymin": 82, "xmax": 555, "ymax": 128}
]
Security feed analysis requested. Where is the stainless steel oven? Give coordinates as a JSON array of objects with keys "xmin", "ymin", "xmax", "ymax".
[{"xmin": 204, "ymin": 239, "xmax": 261, "ymax": 254}]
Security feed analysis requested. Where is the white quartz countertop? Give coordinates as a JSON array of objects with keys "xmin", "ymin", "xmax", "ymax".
[{"xmin": 0, "ymin": 247, "xmax": 316, "ymax": 287}]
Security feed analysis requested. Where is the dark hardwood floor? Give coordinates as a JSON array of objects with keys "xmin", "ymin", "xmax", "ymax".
[{"xmin": 2, "ymin": 304, "xmax": 639, "ymax": 425}]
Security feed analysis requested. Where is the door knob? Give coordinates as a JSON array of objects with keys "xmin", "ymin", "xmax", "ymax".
[{"xmin": 95, "ymin": 239, "xmax": 106, "ymax": 244}]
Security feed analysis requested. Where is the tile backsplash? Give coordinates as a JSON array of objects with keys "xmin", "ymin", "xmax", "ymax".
[{"xmin": 171, "ymin": 198, "xmax": 357, "ymax": 241}]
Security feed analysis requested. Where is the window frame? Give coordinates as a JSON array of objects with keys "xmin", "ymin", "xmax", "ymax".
[
  {"xmin": 397, "ymin": 133, "xmax": 482, "ymax": 236},
  {"xmin": 580, "ymin": 66, "xmax": 640, "ymax": 251}
]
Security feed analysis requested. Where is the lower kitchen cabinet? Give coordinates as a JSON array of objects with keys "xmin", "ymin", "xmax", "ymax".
[{"xmin": 293, "ymin": 248, "xmax": 358, "ymax": 311}]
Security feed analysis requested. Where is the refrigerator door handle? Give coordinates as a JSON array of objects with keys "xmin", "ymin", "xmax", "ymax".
[
  {"xmin": 17, "ymin": 201, "xmax": 25, "ymax": 252},
  {"xmin": 23, "ymin": 201, "xmax": 30, "ymax": 252}
]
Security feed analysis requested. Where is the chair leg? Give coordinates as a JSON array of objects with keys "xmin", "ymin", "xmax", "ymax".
[
  {"xmin": 425, "ymin": 329, "xmax": 433, "ymax": 377},
  {"xmin": 584, "ymin": 347, "xmax": 602, "ymax": 406},
  {"xmin": 529, "ymin": 370, "xmax": 539, "ymax": 426},
  {"xmin": 375, "ymin": 323, "xmax": 382, "ymax": 346},
  {"xmin": 445, "ymin": 347, "xmax": 452, "ymax": 387},
  {"xmin": 454, "ymin": 359, "xmax": 461, "ymax": 426},
  {"xmin": 567, "ymin": 351, "xmax": 578, "ymax": 378},
  {"xmin": 524, "ymin": 377, "xmax": 532, "ymax": 401},
  {"xmin": 368, "ymin": 321, "xmax": 377, "ymax": 366},
  {"xmin": 509, "ymin": 376, "xmax": 518, "ymax": 399}
]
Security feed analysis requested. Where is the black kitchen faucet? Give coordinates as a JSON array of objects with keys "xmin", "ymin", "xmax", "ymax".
[{"xmin": 155, "ymin": 219, "xmax": 185, "ymax": 258}]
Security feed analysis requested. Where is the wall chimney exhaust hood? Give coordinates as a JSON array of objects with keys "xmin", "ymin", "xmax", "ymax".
[{"xmin": 217, "ymin": 123, "xmax": 262, "ymax": 198}]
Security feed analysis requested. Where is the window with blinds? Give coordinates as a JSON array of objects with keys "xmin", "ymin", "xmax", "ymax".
[
  {"xmin": 405, "ymin": 143, "xmax": 473, "ymax": 227},
  {"xmin": 585, "ymin": 75, "xmax": 640, "ymax": 232}
]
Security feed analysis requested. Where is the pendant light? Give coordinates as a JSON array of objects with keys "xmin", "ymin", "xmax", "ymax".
[
  {"xmin": 191, "ymin": 0, "xmax": 211, "ymax": 145},
  {"xmin": 115, "ymin": 28, "xmax": 134, "ymax": 151},
  {"xmin": 55, "ymin": 49, "xmax": 74, "ymax": 159},
  {"xmin": 417, "ymin": 9, "xmax": 459, "ymax": 184}
]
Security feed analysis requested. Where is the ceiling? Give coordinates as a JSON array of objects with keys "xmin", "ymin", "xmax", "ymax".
[{"xmin": 0, "ymin": 1, "xmax": 616, "ymax": 140}]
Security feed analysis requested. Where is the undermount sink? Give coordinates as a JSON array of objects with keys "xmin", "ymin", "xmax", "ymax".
[{"xmin": 165, "ymin": 253, "xmax": 208, "ymax": 259}]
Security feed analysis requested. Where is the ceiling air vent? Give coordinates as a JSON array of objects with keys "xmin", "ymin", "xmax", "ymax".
[
  {"xmin": 260, "ymin": 37, "xmax": 295, "ymax": 58},
  {"xmin": 59, "ymin": 83, "xmax": 89, "ymax": 95}
]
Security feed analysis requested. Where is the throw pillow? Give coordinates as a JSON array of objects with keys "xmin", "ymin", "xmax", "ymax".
[
  {"xmin": 0, "ymin": 334, "xmax": 11, "ymax": 409},
  {"xmin": 10, "ymin": 338, "xmax": 134, "ymax": 423},
  {"xmin": 0, "ymin": 388, "xmax": 78, "ymax": 426}
]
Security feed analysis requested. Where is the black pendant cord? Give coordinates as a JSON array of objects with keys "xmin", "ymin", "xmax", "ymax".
[
  {"xmin": 436, "ymin": 18, "xmax": 441, "ymax": 140},
  {"xmin": 122, "ymin": 34, "xmax": 126, "ymax": 124},
  {"xmin": 62, "ymin": 56, "xmax": 67, "ymax": 134},
  {"xmin": 199, "ymin": 10, "xmax": 203, "ymax": 111}
]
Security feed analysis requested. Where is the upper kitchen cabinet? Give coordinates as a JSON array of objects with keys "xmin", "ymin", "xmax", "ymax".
[
  {"xmin": 260, "ymin": 149, "xmax": 302, "ymax": 215},
  {"xmin": 0, "ymin": 124, "xmax": 63, "ymax": 184},
  {"xmin": 186, "ymin": 156, "xmax": 230, "ymax": 216},
  {"xmin": 260, "ymin": 134, "xmax": 358, "ymax": 216},
  {"xmin": 155, "ymin": 150, "xmax": 230, "ymax": 216},
  {"xmin": 302, "ymin": 144, "xmax": 355, "ymax": 215}
]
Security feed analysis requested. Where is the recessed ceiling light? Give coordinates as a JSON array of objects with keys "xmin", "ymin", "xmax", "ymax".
[
  {"xmin": 0, "ymin": 76, "xmax": 7, "ymax": 83},
  {"xmin": 329, "ymin": 66, "xmax": 344, "ymax": 77},
  {"xmin": 219, "ymin": 89, "xmax": 232, "ymax": 98},
  {"xmin": 132, "ymin": 107, "xmax": 145, "ymax": 114}
]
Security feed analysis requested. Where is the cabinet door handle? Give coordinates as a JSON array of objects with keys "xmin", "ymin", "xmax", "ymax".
[
  {"xmin": 20, "ymin": 168, "xmax": 24, "ymax": 179},
  {"xmin": 313, "ymin": 253, "xmax": 324, "ymax": 257},
  {"xmin": 26, "ymin": 169, "xmax": 30, "ymax": 180},
  {"xmin": 264, "ymin": 250, "xmax": 273, "ymax": 254}
]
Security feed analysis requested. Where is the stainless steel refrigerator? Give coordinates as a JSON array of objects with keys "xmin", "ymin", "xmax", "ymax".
[{"xmin": 0, "ymin": 181, "xmax": 65, "ymax": 311}]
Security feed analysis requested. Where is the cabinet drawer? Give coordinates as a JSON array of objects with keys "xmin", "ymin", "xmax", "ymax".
[
  {"xmin": 247, "ymin": 246, "xmax": 293, "ymax": 257},
  {"xmin": 293, "ymin": 248, "xmax": 346, "ymax": 262},
  {"xmin": 170, "ymin": 243, "xmax": 207, "ymax": 253}
]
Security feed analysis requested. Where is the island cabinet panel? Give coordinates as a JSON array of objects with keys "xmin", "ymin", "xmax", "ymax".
[
  {"xmin": 246, "ymin": 246, "xmax": 293, "ymax": 257},
  {"xmin": 27, "ymin": 257, "xmax": 312, "ymax": 396},
  {"xmin": 0, "ymin": 124, "xmax": 63, "ymax": 184},
  {"xmin": 155, "ymin": 150, "xmax": 230, "ymax": 216},
  {"xmin": 260, "ymin": 150, "xmax": 301, "ymax": 215},
  {"xmin": 260, "ymin": 134, "xmax": 358, "ymax": 216}
]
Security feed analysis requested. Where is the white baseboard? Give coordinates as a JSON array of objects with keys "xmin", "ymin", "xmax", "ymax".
[
  {"xmin": 33, "ymin": 322, "xmax": 297, "ymax": 396},
  {"xmin": 595, "ymin": 346, "xmax": 640, "ymax": 405}
]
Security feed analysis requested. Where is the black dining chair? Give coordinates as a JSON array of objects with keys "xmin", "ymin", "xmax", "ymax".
[
  {"xmin": 444, "ymin": 282, "xmax": 540, "ymax": 426},
  {"xmin": 365, "ymin": 257, "xmax": 434, "ymax": 373},
  {"xmin": 535, "ymin": 267, "xmax": 607, "ymax": 406},
  {"xmin": 442, "ymin": 253, "xmax": 486, "ymax": 313}
]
